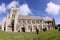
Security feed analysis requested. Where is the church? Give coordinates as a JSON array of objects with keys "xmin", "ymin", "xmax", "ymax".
[{"xmin": 1, "ymin": 8, "xmax": 55, "ymax": 32}]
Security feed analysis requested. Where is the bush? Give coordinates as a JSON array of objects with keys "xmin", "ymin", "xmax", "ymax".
[
  {"xmin": 59, "ymin": 28, "xmax": 60, "ymax": 31},
  {"xmin": 55, "ymin": 27, "xmax": 58, "ymax": 29},
  {"xmin": 43, "ymin": 28, "xmax": 47, "ymax": 32}
]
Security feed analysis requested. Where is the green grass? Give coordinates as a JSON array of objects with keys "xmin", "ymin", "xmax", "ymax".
[{"xmin": 0, "ymin": 29, "xmax": 60, "ymax": 40}]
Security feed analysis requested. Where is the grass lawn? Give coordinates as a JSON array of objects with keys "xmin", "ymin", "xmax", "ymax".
[{"xmin": 0, "ymin": 29, "xmax": 60, "ymax": 40}]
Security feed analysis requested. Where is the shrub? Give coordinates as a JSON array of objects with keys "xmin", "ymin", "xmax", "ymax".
[
  {"xmin": 43, "ymin": 28, "xmax": 47, "ymax": 32},
  {"xmin": 55, "ymin": 27, "xmax": 58, "ymax": 29},
  {"xmin": 59, "ymin": 28, "xmax": 60, "ymax": 31}
]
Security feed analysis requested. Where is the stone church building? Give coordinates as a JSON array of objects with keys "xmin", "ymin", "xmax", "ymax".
[{"xmin": 1, "ymin": 8, "xmax": 55, "ymax": 32}]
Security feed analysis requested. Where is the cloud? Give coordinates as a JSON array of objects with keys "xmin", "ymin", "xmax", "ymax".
[
  {"xmin": 7, "ymin": 1, "xmax": 19, "ymax": 9},
  {"xmin": 45, "ymin": 2, "xmax": 60, "ymax": 15},
  {"xmin": 0, "ymin": 0, "xmax": 32, "ymax": 15},
  {"xmin": 0, "ymin": 3, "xmax": 6, "ymax": 13},
  {"xmin": 20, "ymin": 4, "xmax": 32, "ymax": 15},
  {"xmin": 7, "ymin": 1, "xmax": 32, "ymax": 15}
]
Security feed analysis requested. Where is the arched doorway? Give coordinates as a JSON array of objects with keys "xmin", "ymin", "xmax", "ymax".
[
  {"xmin": 4, "ymin": 27, "xmax": 6, "ymax": 31},
  {"xmin": 21, "ymin": 27, "xmax": 25, "ymax": 32},
  {"xmin": 11, "ymin": 20, "xmax": 14, "ymax": 32}
]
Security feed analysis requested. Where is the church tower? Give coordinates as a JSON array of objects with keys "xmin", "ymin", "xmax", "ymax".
[
  {"xmin": 2, "ymin": 8, "xmax": 20, "ymax": 32},
  {"xmin": 10, "ymin": 8, "xmax": 19, "ymax": 32}
]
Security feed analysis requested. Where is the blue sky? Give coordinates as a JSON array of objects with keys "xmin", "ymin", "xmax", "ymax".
[{"xmin": 0, "ymin": 0, "xmax": 60, "ymax": 25}]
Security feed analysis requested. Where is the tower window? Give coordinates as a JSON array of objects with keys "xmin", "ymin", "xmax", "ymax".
[
  {"xmin": 12, "ymin": 14, "xmax": 15, "ymax": 18},
  {"xmin": 13, "ymin": 10, "xmax": 17, "ymax": 13},
  {"xmin": 28, "ymin": 25, "xmax": 31, "ymax": 30}
]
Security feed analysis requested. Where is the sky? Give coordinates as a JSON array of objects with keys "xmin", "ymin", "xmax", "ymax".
[{"xmin": 0, "ymin": 0, "xmax": 60, "ymax": 25}]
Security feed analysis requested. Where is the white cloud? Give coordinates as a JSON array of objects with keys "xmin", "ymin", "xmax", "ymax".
[
  {"xmin": 45, "ymin": 2, "xmax": 60, "ymax": 15},
  {"xmin": 7, "ymin": 1, "xmax": 19, "ymax": 9},
  {"xmin": 7, "ymin": 1, "xmax": 32, "ymax": 15},
  {"xmin": 0, "ymin": 3, "xmax": 6, "ymax": 13},
  {"xmin": 20, "ymin": 4, "xmax": 32, "ymax": 15},
  {"xmin": 0, "ymin": 1, "xmax": 32, "ymax": 15}
]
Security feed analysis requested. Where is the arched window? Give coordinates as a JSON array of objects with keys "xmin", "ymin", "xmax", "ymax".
[
  {"xmin": 19, "ymin": 20, "xmax": 21, "ymax": 23},
  {"xmin": 27, "ymin": 20, "xmax": 31, "ymax": 24},
  {"xmin": 12, "ymin": 14, "xmax": 15, "ymax": 18},
  {"xmin": 33, "ymin": 25, "xmax": 37, "ymax": 30},
  {"xmin": 32, "ymin": 20, "xmax": 35, "ymax": 24},
  {"xmin": 22, "ymin": 20, "xmax": 26, "ymax": 24},
  {"xmin": 12, "ymin": 10, "xmax": 17, "ymax": 18},
  {"xmin": 28, "ymin": 25, "xmax": 32, "ymax": 32},
  {"xmin": 36, "ymin": 20, "xmax": 41, "ymax": 24},
  {"xmin": 28, "ymin": 25, "xmax": 31, "ymax": 30},
  {"xmin": 12, "ymin": 10, "xmax": 17, "ymax": 13},
  {"xmin": 38, "ymin": 25, "xmax": 42, "ymax": 30}
]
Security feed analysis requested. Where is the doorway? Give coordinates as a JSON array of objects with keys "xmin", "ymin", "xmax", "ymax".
[
  {"xmin": 11, "ymin": 20, "xmax": 14, "ymax": 32},
  {"xmin": 21, "ymin": 27, "xmax": 25, "ymax": 32},
  {"xmin": 4, "ymin": 27, "xmax": 6, "ymax": 31}
]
